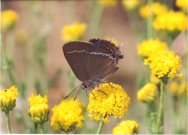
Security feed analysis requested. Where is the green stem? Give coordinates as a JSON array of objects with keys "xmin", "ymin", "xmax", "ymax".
[
  {"xmin": 6, "ymin": 31, "xmax": 17, "ymax": 85},
  {"xmin": 6, "ymin": 60, "xmax": 16, "ymax": 85},
  {"xmin": 1, "ymin": 38, "xmax": 17, "ymax": 85},
  {"xmin": 96, "ymin": 119, "xmax": 104, "ymax": 134},
  {"xmin": 147, "ymin": 102, "xmax": 157, "ymax": 133},
  {"xmin": 147, "ymin": 0, "xmax": 153, "ymax": 38},
  {"xmin": 5, "ymin": 112, "xmax": 11, "ymax": 133},
  {"xmin": 172, "ymin": 95, "xmax": 179, "ymax": 114},
  {"xmin": 156, "ymin": 81, "xmax": 164, "ymax": 133},
  {"xmin": 40, "ymin": 123, "xmax": 44, "ymax": 133},
  {"xmin": 88, "ymin": 2, "xmax": 104, "ymax": 37},
  {"xmin": 34, "ymin": 123, "xmax": 38, "ymax": 133},
  {"xmin": 7, "ymin": 31, "xmax": 15, "ymax": 59}
]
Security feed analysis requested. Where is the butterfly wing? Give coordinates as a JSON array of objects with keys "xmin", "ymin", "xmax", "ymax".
[
  {"xmin": 86, "ymin": 39, "xmax": 119, "ymax": 80},
  {"xmin": 63, "ymin": 39, "xmax": 123, "ymax": 83},
  {"xmin": 63, "ymin": 41, "xmax": 94, "ymax": 82}
]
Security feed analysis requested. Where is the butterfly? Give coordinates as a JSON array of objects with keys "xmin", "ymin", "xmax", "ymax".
[{"xmin": 63, "ymin": 39, "xmax": 123, "ymax": 98}]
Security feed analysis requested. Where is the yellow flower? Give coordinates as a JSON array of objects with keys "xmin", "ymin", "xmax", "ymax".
[
  {"xmin": 28, "ymin": 94, "xmax": 49, "ymax": 124},
  {"xmin": 144, "ymin": 50, "xmax": 181, "ymax": 79},
  {"xmin": 176, "ymin": 0, "xmax": 188, "ymax": 11},
  {"xmin": 137, "ymin": 83, "xmax": 158, "ymax": 103},
  {"xmin": 51, "ymin": 99, "xmax": 84, "ymax": 132},
  {"xmin": 87, "ymin": 82, "xmax": 130, "ymax": 123},
  {"xmin": 122, "ymin": 0, "xmax": 141, "ymax": 11},
  {"xmin": 168, "ymin": 80, "xmax": 188, "ymax": 97},
  {"xmin": 139, "ymin": 2, "xmax": 168, "ymax": 18},
  {"xmin": 105, "ymin": 37, "xmax": 119, "ymax": 47},
  {"xmin": 1, "ymin": 10, "xmax": 19, "ymax": 32},
  {"xmin": 137, "ymin": 38, "xmax": 168, "ymax": 58},
  {"xmin": 61, "ymin": 22, "xmax": 87, "ymax": 42},
  {"xmin": 0, "ymin": 85, "xmax": 18, "ymax": 112},
  {"xmin": 150, "ymin": 73, "xmax": 160, "ymax": 85},
  {"xmin": 113, "ymin": 120, "xmax": 139, "ymax": 134},
  {"xmin": 153, "ymin": 10, "xmax": 188, "ymax": 32},
  {"xmin": 98, "ymin": 0, "xmax": 117, "ymax": 7}
]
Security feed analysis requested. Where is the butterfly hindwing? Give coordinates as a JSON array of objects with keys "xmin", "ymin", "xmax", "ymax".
[{"xmin": 63, "ymin": 42, "xmax": 93, "ymax": 82}]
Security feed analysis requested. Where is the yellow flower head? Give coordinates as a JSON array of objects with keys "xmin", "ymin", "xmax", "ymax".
[
  {"xmin": 176, "ymin": 0, "xmax": 188, "ymax": 11},
  {"xmin": 0, "ymin": 85, "xmax": 18, "ymax": 112},
  {"xmin": 61, "ymin": 22, "xmax": 87, "ymax": 42},
  {"xmin": 168, "ymin": 79, "xmax": 188, "ymax": 97},
  {"xmin": 1, "ymin": 10, "xmax": 19, "ymax": 32},
  {"xmin": 28, "ymin": 94, "xmax": 49, "ymax": 124},
  {"xmin": 51, "ymin": 99, "xmax": 84, "ymax": 132},
  {"xmin": 122, "ymin": 0, "xmax": 141, "ymax": 11},
  {"xmin": 98, "ymin": 0, "xmax": 117, "ymax": 7},
  {"xmin": 105, "ymin": 37, "xmax": 119, "ymax": 47},
  {"xmin": 150, "ymin": 73, "xmax": 160, "ymax": 85},
  {"xmin": 137, "ymin": 38, "xmax": 168, "ymax": 58},
  {"xmin": 87, "ymin": 82, "xmax": 130, "ymax": 123},
  {"xmin": 144, "ymin": 50, "xmax": 181, "ymax": 79},
  {"xmin": 139, "ymin": 2, "xmax": 168, "ymax": 18},
  {"xmin": 113, "ymin": 120, "xmax": 139, "ymax": 134},
  {"xmin": 153, "ymin": 10, "xmax": 188, "ymax": 32},
  {"xmin": 137, "ymin": 83, "xmax": 158, "ymax": 103}
]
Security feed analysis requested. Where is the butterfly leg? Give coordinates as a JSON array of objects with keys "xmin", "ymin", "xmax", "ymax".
[
  {"xmin": 102, "ymin": 81, "xmax": 115, "ymax": 88},
  {"xmin": 97, "ymin": 89, "xmax": 108, "ymax": 95},
  {"xmin": 107, "ymin": 82, "xmax": 114, "ymax": 88},
  {"xmin": 90, "ymin": 89, "xmax": 107, "ymax": 99},
  {"xmin": 91, "ymin": 92, "xmax": 96, "ymax": 99},
  {"xmin": 89, "ymin": 87, "xmax": 108, "ymax": 98},
  {"xmin": 103, "ymin": 67, "xmax": 119, "ymax": 88},
  {"xmin": 95, "ymin": 79, "xmax": 115, "ymax": 88}
]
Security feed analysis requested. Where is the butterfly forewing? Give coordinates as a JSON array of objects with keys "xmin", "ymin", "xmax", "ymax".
[{"xmin": 63, "ymin": 42, "xmax": 93, "ymax": 82}]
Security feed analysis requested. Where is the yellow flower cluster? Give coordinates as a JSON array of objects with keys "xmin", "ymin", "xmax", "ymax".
[
  {"xmin": 153, "ymin": 11, "xmax": 188, "ymax": 32},
  {"xmin": 150, "ymin": 73, "xmax": 160, "ymax": 85},
  {"xmin": 144, "ymin": 51, "xmax": 181, "ymax": 79},
  {"xmin": 61, "ymin": 22, "xmax": 87, "ymax": 42},
  {"xmin": 176, "ymin": 0, "xmax": 188, "ymax": 11},
  {"xmin": 1, "ymin": 10, "xmax": 19, "ymax": 32},
  {"xmin": 139, "ymin": 2, "xmax": 168, "ymax": 18},
  {"xmin": 122, "ymin": 0, "xmax": 141, "ymax": 11},
  {"xmin": 98, "ymin": 0, "xmax": 117, "ymax": 7},
  {"xmin": 87, "ymin": 82, "xmax": 130, "ymax": 123},
  {"xmin": 113, "ymin": 120, "xmax": 139, "ymax": 134},
  {"xmin": 28, "ymin": 94, "xmax": 49, "ymax": 124},
  {"xmin": 137, "ymin": 83, "xmax": 158, "ymax": 103},
  {"xmin": 168, "ymin": 80, "xmax": 188, "ymax": 97},
  {"xmin": 137, "ymin": 38, "xmax": 168, "ymax": 58},
  {"xmin": 0, "ymin": 85, "xmax": 18, "ymax": 112},
  {"xmin": 51, "ymin": 99, "xmax": 84, "ymax": 132}
]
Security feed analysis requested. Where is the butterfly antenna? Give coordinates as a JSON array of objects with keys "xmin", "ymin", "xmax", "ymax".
[
  {"xmin": 107, "ymin": 82, "xmax": 115, "ymax": 88},
  {"xmin": 74, "ymin": 87, "xmax": 82, "ymax": 101},
  {"xmin": 97, "ymin": 79, "xmax": 115, "ymax": 88},
  {"xmin": 91, "ymin": 92, "xmax": 97, "ymax": 99},
  {"xmin": 97, "ymin": 89, "xmax": 108, "ymax": 95},
  {"xmin": 64, "ymin": 84, "xmax": 82, "ymax": 99}
]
